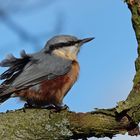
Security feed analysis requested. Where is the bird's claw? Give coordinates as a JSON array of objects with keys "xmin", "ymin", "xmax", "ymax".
[
  {"xmin": 43, "ymin": 104, "xmax": 69, "ymax": 112},
  {"xmin": 58, "ymin": 104, "xmax": 69, "ymax": 110},
  {"xmin": 24, "ymin": 102, "xmax": 33, "ymax": 108},
  {"xmin": 23, "ymin": 102, "xmax": 69, "ymax": 112},
  {"xmin": 54, "ymin": 104, "xmax": 69, "ymax": 112}
]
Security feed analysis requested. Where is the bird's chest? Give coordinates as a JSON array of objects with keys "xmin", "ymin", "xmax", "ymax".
[{"xmin": 37, "ymin": 61, "xmax": 79, "ymax": 96}]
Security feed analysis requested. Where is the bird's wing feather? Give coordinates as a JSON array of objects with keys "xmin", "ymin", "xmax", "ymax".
[
  {"xmin": 0, "ymin": 50, "xmax": 31, "ymax": 85},
  {"xmin": 0, "ymin": 51, "xmax": 72, "ymax": 95}
]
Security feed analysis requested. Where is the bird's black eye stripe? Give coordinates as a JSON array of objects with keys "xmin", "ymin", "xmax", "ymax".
[
  {"xmin": 44, "ymin": 40, "xmax": 82, "ymax": 53},
  {"xmin": 49, "ymin": 40, "xmax": 81, "ymax": 51}
]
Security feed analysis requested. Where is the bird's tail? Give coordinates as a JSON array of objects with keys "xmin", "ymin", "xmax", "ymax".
[
  {"xmin": 0, "ymin": 85, "xmax": 12, "ymax": 104},
  {"xmin": 0, "ymin": 50, "xmax": 30, "ymax": 104}
]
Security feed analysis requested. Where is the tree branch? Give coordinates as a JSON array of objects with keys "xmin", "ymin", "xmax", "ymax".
[{"xmin": 0, "ymin": 108, "xmax": 136, "ymax": 140}]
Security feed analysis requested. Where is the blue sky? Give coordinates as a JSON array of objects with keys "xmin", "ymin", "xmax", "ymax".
[{"xmin": 0, "ymin": 0, "xmax": 139, "ymax": 139}]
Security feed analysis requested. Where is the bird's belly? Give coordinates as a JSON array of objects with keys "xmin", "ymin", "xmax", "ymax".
[{"xmin": 18, "ymin": 76, "xmax": 69, "ymax": 105}]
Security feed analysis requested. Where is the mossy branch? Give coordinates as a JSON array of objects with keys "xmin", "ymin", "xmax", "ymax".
[
  {"xmin": 1, "ymin": 0, "xmax": 140, "ymax": 139},
  {"xmin": 117, "ymin": 0, "xmax": 140, "ymax": 114},
  {"xmin": 0, "ymin": 108, "xmax": 139, "ymax": 140}
]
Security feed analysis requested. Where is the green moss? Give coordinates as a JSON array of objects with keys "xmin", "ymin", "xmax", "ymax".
[
  {"xmin": 116, "ymin": 2, "xmax": 140, "ymax": 115},
  {"xmin": 0, "ymin": 109, "xmax": 73, "ymax": 140}
]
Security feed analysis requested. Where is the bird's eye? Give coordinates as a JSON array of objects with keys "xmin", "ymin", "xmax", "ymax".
[
  {"xmin": 50, "ymin": 41, "xmax": 76, "ymax": 50},
  {"xmin": 45, "ymin": 40, "xmax": 80, "ymax": 54}
]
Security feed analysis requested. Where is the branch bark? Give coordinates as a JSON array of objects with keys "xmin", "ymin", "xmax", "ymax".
[
  {"xmin": 1, "ymin": 1, "xmax": 140, "ymax": 139},
  {"xmin": 0, "ymin": 108, "xmax": 137, "ymax": 140}
]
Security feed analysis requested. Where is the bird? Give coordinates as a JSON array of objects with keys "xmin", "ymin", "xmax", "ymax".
[{"xmin": 0, "ymin": 35, "xmax": 94, "ymax": 110}]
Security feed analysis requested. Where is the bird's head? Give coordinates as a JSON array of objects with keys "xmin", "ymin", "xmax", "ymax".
[{"xmin": 44, "ymin": 35, "xmax": 94, "ymax": 60}]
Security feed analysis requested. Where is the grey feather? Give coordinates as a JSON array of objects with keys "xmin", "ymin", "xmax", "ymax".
[
  {"xmin": 20, "ymin": 50, "xmax": 29, "ymax": 58},
  {"xmin": 0, "ymin": 51, "xmax": 72, "ymax": 96},
  {"xmin": 0, "ymin": 54, "xmax": 17, "ymax": 67},
  {"xmin": 0, "ymin": 50, "xmax": 31, "ymax": 81},
  {"xmin": 12, "ymin": 52, "xmax": 72, "ymax": 89}
]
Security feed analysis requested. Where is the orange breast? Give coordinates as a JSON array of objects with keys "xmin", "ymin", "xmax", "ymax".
[{"xmin": 18, "ymin": 60, "xmax": 79, "ymax": 106}]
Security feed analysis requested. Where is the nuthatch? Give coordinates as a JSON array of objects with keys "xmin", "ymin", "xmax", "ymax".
[{"xmin": 0, "ymin": 35, "xmax": 94, "ymax": 110}]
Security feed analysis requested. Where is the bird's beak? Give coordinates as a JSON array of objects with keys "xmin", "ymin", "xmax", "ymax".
[{"xmin": 80, "ymin": 37, "xmax": 95, "ymax": 44}]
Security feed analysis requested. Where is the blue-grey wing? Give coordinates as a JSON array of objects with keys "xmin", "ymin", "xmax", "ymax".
[
  {"xmin": 0, "ymin": 50, "xmax": 31, "ymax": 84},
  {"xmin": 0, "ymin": 51, "xmax": 72, "ymax": 93}
]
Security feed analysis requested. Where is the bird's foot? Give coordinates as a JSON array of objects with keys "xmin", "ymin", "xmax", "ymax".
[
  {"xmin": 22, "ymin": 102, "xmax": 34, "ymax": 112},
  {"xmin": 40, "ymin": 104, "xmax": 56, "ymax": 109},
  {"xmin": 23, "ymin": 102, "xmax": 69, "ymax": 112},
  {"xmin": 54, "ymin": 104, "xmax": 69, "ymax": 112},
  {"xmin": 41, "ymin": 104, "xmax": 69, "ymax": 112},
  {"xmin": 24, "ymin": 102, "xmax": 33, "ymax": 108},
  {"xmin": 56, "ymin": 104, "xmax": 69, "ymax": 110}
]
